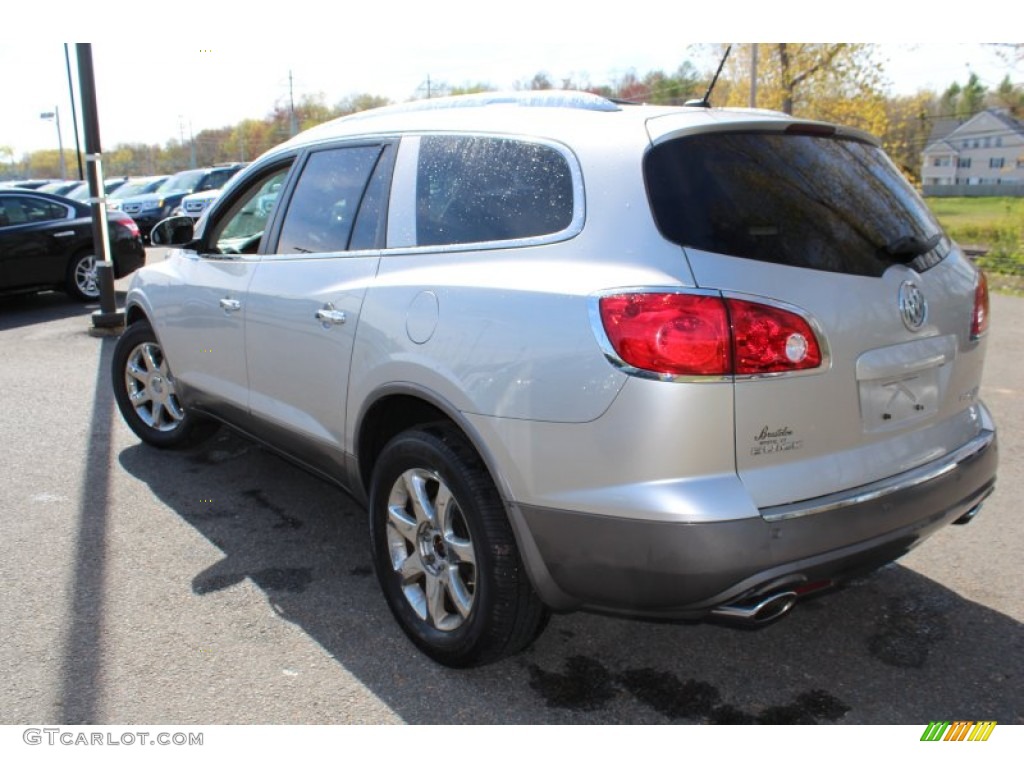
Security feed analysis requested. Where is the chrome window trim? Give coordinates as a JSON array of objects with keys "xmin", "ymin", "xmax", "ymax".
[{"xmin": 761, "ymin": 427, "xmax": 996, "ymax": 522}]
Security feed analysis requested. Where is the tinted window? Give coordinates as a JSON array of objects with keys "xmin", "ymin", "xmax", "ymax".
[
  {"xmin": 644, "ymin": 133, "xmax": 945, "ymax": 277},
  {"xmin": 0, "ymin": 196, "xmax": 69, "ymax": 227},
  {"xmin": 276, "ymin": 146, "xmax": 382, "ymax": 255},
  {"xmin": 416, "ymin": 136, "xmax": 573, "ymax": 246}
]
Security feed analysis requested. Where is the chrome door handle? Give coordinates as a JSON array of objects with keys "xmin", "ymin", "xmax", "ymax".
[
  {"xmin": 219, "ymin": 298, "xmax": 241, "ymax": 312},
  {"xmin": 53, "ymin": 231, "xmax": 75, "ymax": 238},
  {"xmin": 316, "ymin": 305, "xmax": 347, "ymax": 325}
]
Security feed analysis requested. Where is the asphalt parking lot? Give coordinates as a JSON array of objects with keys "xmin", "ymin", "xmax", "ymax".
[{"xmin": 1, "ymin": 254, "xmax": 1021, "ymax": 726}]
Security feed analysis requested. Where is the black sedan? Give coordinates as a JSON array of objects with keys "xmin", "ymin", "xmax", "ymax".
[{"xmin": 0, "ymin": 189, "xmax": 145, "ymax": 301}]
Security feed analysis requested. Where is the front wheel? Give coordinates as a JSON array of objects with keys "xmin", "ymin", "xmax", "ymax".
[
  {"xmin": 111, "ymin": 320, "xmax": 217, "ymax": 449},
  {"xmin": 369, "ymin": 425, "xmax": 548, "ymax": 667}
]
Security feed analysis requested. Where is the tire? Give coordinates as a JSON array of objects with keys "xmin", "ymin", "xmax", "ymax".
[
  {"xmin": 111, "ymin": 320, "xmax": 218, "ymax": 449},
  {"xmin": 66, "ymin": 251, "xmax": 101, "ymax": 301},
  {"xmin": 369, "ymin": 425, "xmax": 549, "ymax": 667}
]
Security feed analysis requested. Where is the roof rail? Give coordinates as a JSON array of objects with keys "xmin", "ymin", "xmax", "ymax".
[{"xmin": 344, "ymin": 90, "xmax": 621, "ymax": 121}]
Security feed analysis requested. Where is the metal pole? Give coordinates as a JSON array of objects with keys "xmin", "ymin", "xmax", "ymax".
[
  {"xmin": 64, "ymin": 44, "xmax": 84, "ymax": 181},
  {"xmin": 55, "ymin": 105, "xmax": 67, "ymax": 179},
  {"xmin": 749, "ymin": 44, "xmax": 758, "ymax": 109},
  {"xmin": 289, "ymin": 70, "xmax": 298, "ymax": 137},
  {"xmin": 76, "ymin": 43, "xmax": 123, "ymax": 332}
]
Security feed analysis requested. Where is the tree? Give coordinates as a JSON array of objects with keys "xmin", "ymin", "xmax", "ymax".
[
  {"xmin": 447, "ymin": 83, "xmax": 494, "ymax": 96},
  {"xmin": 991, "ymin": 75, "xmax": 1023, "ymax": 117},
  {"xmin": 718, "ymin": 44, "xmax": 889, "ymax": 135},
  {"xmin": 335, "ymin": 93, "xmax": 391, "ymax": 115},
  {"xmin": 879, "ymin": 92, "xmax": 935, "ymax": 184}
]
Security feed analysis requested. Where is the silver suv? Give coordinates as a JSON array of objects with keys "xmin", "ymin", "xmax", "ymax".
[{"xmin": 113, "ymin": 91, "xmax": 998, "ymax": 667}]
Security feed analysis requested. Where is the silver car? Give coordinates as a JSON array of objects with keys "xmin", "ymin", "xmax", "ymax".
[{"xmin": 112, "ymin": 91, "xmax": 998, "ymax": 667}]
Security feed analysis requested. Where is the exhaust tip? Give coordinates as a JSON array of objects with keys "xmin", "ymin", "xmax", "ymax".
[
  {"xmin": 953, "ymin": 502, "xmax": 984, "ymax": 525},
  {"xmin": 710, "ymin": 590, "xmax": 798, "ymax": 627}
]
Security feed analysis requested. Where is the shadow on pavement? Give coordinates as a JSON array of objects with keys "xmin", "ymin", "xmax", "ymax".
[
  {"xmin": 0, "ymin": 290, "xmax": 127, "ymax": 332},
  {"xmin": 117, "ymin": 428, "xmax": 1023, "ymax": 724}
]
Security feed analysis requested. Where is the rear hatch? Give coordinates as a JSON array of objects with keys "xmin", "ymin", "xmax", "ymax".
[{"xmin": 643, "ymin": 120, "xmax": 990, "ymax": 509}]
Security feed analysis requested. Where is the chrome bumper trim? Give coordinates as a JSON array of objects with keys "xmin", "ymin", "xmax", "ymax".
[{"xmin": 761, "ymin": 428, "xmax": 996, "ymax": 522}]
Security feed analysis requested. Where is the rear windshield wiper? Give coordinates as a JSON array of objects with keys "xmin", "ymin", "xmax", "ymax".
[{"xmin": 881, "ymin": 233, "xmax": 942, "ymax": 260}]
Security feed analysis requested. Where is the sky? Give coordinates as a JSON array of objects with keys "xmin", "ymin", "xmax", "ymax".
[{"xmin": 3, "ymin": 4, "xmax": 1020, "ymax": 161}]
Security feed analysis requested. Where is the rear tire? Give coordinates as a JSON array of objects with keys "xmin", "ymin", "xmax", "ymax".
[
  {"xmin": 369, "ymin": 425, "xmax": 549, "ymax": 667},
  {"xmin": 66, "ymin": 251, "xmax": 100, "ymax": 301},
  {"xmin": 111, "ymin": 320, "xmax": 218, "ymax": 449}
]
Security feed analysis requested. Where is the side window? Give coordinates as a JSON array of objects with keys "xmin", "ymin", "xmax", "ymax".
[
  {"xmin": 1, "ymin": 196, "xmax": 68, "ymax": 226},
  {"xmin": 275, "ymin": 146, "xmax": 382, "ymax": 255},
  {"xmin": 207, "ymin": 165, "xmax": 293, "ymax": 255},
  {"xmin": 416, "ymin": 136, "xmax": 573, "ymax": 246}
]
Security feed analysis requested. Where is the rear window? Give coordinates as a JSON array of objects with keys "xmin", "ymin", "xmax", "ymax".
[
  {"xmin": 416, "ymin": 136, "xmax": 573, "ymax": 246},
  {"xmin": 644, "ymin": 132, "xmax": 946, "ymax": 277}
]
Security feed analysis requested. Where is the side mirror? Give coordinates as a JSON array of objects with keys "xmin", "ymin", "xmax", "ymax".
[{"xmin": 150, "ymin": 215, "xmax": 195, "ymax": 246}]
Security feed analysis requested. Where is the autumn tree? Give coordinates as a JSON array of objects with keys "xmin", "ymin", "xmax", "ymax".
[
  {"xmin": 879, "ymin": 93, "xmax": 935, "ymax": 183},
  {"xmin": 718, "ymin": 43, "xmax": 889, "ymax": 136}
]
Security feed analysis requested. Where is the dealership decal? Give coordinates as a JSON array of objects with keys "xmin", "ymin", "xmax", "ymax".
[{"xmin": 751, "ymin": 425, "xmax": 802, "ymax": 456}]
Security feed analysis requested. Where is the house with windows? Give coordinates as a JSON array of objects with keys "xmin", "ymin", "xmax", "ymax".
[{"xmin": 921, "ymin": 108, "xmax": 1024, "ymax": 196}]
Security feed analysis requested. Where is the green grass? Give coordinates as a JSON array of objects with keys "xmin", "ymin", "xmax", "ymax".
[{"xmin": 925, "ymin": 197, "xmax": 1024, "ymax": 277}]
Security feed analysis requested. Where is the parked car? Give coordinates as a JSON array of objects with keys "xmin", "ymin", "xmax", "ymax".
[
  {"xmin": 113, "ymin": 91, "xmax": 998, "ymax": 667},
  {"xmin": 64, "ymin": 176, "xmax": 131, "ymax": 203},
  {"xmin": 0, "ymin": 188, "xmax": 145, "ymax": 300},
  {"xmin": 35, "ymin": 179, "xmax": 87, "ymax": 197},
  {"xmin": 2, "ymin": 179, "xmax": 62, "ymax": 190},
  {"xmin": 174, "ymin": 188, "xmax": 222, "ymax": 221},
  {"xmin": 119, "ymin": 165, "xmax": 244, "ymax": 237},
  {"xmin": 104, "ymin": 175, "xmax": 170, "ymax": 211}
]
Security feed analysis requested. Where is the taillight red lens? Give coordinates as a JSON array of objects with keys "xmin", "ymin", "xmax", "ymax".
[
  {"xmin": 971, "ymin": 270, "xmax": 989, "ymax": 340},
  {"xmin": 598, "ymin": 292, "xmax": 823, "ymax": 377},
  {"xmin": 599, "ymin": 293, "xmax": 731, "ymax": 376},
  {"xmin": 728, "ymin": 299, "xmax": 822, "ymax": 375},
  {"xmin": 110, "ymin": 211, "xmax": 140, "ymax": 237}
]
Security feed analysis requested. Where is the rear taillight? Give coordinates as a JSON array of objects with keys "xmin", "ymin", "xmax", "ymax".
[
  {"xmin": 598, "ymin": 292, "xmax": 823, "ymax": 377},
  {"xmin": 728, "ymin": 298, "xmax": 822, "ymax": 375},
  {"xmin": 971, "ymin": 270, "xmax": 989, "ymax": 340},
  {"xmin": 111, "ymin": 211, "xmax": 140, "ymax": 238},
  {"xmin": 599, "ymin": 293, "xmax": 730, "ymax": 376}
]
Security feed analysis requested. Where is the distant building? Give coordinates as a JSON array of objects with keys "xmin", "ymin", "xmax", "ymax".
[{"xmin": 921, "ymin": 109, "xmax": 1024, "ymax": 196}]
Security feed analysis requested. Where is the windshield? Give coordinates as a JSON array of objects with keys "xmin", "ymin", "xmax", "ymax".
[
  {"xmin": 644, "ymin": 132, "xmax": 946, "ymax": 277},
  {"xmin": 159, "ymin": 171, "xmax": 205, "ymax": 195},
  {"xmin": 109, "ymin": 177, "xmax": 167, "ymax": 199}
]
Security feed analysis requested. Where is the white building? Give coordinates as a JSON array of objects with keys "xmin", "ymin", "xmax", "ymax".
[{"xmin": 921, "ymin": 109, "xmax": 1024, "ymax": 195}]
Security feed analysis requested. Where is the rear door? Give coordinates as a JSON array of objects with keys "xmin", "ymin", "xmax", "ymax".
[{"xmin": 643, "ymin": 124, "xmax": 989, "ymax": 508}]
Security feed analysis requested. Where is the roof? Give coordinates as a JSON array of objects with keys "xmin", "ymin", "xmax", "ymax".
[
  {"xmin": 271, "ymin": 90, "xmax": 879, "ymax": 160},
  {"xmin": 923, "ymin": 108, "xmax": 1024, "ymax": 154}
]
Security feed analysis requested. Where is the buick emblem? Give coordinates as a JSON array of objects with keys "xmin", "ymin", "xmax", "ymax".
[{"xmin": 898, "ymin": 281, "xmax": 927, "ymax": 331}]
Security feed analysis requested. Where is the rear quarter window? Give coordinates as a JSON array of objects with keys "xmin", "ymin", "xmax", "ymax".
[
  {"xmin": 416, "ymin": 135, "xmax": 574, "ymax": 246},
  {"xmin": 644, "ymin": 132, "xmax": 946, "ymax": 277}
]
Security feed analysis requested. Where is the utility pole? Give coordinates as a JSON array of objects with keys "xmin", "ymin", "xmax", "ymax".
[
  {"xmin": 64, "ymin": 44, "xmax": 84, "ymax": 180},
  {"xmin": 289, "ymin": 69, "xmax": 298, "ymax": 137},
  {"xmin": 39, "ymin": 107, "xmax": 67, "ymax": 178},
  {"xmin": 749, "ymin": 43, "xmax": 758, "ymax": 108},
  {"xmin": 76, "ymin": 43, "xmax": 123, "ymax": 333}
]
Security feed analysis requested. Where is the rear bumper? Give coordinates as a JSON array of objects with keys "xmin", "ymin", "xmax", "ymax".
[{"xmin": 516, "ymin": 424, "xmax": 997, "ymax": 618}]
